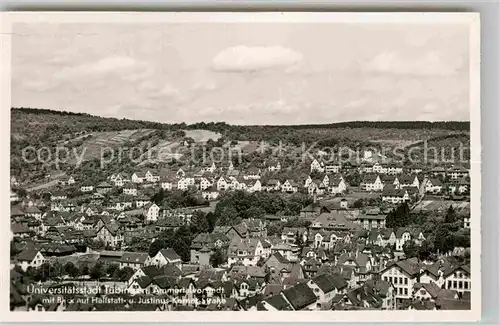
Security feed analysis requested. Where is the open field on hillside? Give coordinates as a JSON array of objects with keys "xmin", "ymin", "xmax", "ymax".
[
  {"xmin": 137, "ymin": 140, "xmax": 184, "ymax": 166},
  {"xmin": 47, "ymin": 252, "xmax": 100, "ymax": 267},
  {"xmin": 413, "ymin": 199, "xmax": 470, "ymax": 212},
  {"xmin": 184, "ymin": 129, "xmax": 221, "ymax": 143},
  {"xmin": 66, "ymin": 129, "xmax": 156, "ymax": 163},
  {"xmin": 303, "ymin": 128, "xmax": 467, "ymax": 143}
]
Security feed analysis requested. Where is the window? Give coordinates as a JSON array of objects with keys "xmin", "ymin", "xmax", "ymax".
[
  {"xmin": 464, "ymin": 282, "xmax": 469, "ymax": 290},
  {"xmin": 453, "ymin": 281, "xmax": 457, "ymax": 289},
  {"xmin": 404, "ymin": 288, "xmax": 408, "ymax": 296},
  {"xmin": 458, "ymin": 281, "xmax": 463, "ymax": 289},
  {"xmin": 404, "ymin": 278, "xmax": 408, "ymax": 285},
  {"xmin": 448, "ymin": 280, "xmax": 452, "ymax": 289}
]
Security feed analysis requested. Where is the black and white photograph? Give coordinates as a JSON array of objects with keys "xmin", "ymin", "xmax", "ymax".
[{"xmin": 1, "ymin": 12, "xmax": 481, "ymax": 322}]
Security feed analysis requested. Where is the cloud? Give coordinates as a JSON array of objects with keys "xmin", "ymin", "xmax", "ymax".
[
  {"xmin": 212, "ymin": 46, "xmax": 303, "ymax": 72},
  {"xmin": 55, "ymin": 56, "xmax": 143, "ymax": 79},
  {"xmin": 366, "ymin": 51, "xmax": 464, "ymax": 76}
]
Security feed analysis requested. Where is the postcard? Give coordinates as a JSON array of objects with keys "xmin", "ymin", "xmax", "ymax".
[{"xmin": 1, "ymin": 11, "xmax": 481, "ymax": 322}]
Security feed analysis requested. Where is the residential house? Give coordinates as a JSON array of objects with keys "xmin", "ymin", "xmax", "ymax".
[
  {"xmin": 360, "ymin": 175, "xmax": 383, "ymax": 192},
  {"xmin": 131, "ymin": 172, "xmax": 145, "ymax": 183},
  {"xmin": 123, "ymin": 183, "xmax": 138, "ymax": 196},
  {"xmin": 143, "ymin": 203, "xmax": 160, "ymax": 223},
  {"xmin": 14, "ymin": 249, "xmax": 45, "ymax": 271},
  {"xmin": 96, "ymin": 182, "xmax": 113, "ymax": 194},
  {"xmin": 443, "ymin": 265, "xmax": 471, "ymax": 294},
  {"xmin": 281, "ymin": 283, "xmax": 318, "ymax": 310},
  {"xmin": 267, "ymin": 161, "xmax": 281, "ymax": 172},
  {"xmin": 310, "ymin": 159, "xmax": 325, "ymax": 173},
  {"xmin": 119, "ymin": 252, "xmax": 149, "ymax": 270},
  {"xmin": 201, "ymin": 162, "xmax": 217, "ymax": 173},
  {"xmin": 244, "ymin": 167, "xmax": 261, "ymax": 180},
  {"xmin": 325, "ymin": 164, "xmax": 341, "ymax": 174},
  {"xmin": 356, "ymin": 210, "xmax": 386, "ymax": 230},
  {"xmin": 202, "ymin": 186, "xmax": 220, "ymax": 201},
  {"xmin": 382, "ymin": 187, "xmax": 410, "ymax": 204},
  {"xmin": 307, "ymin": 273, "xmax": 348, "ymax": 305},
  {"xmin": 51, "ymin": 191, "xmax": 67, "ymax": 201},
  {"xmin": 395, "ymin": 228, "xmax": 413, "ymax": 251},
  {"xmin": 398, "ymin": 174, "xmax": 420, "ymax": 189},
  {"xmin": 264, "ymin": 179, "xmax": 281, "ymax": 192},
  {"xmin": 217, "ymin": 176, "xmax": 231, "ymax": 191},
  {"xmin": 329, "ymin": 175, "xmax": 347, "ymax": 195},
  {"xmin": 145, "ymin": 170, "xmax": 160, "ymax": 183},
  {"xmin": 80, "ymin": 182, "xmax": 95, "ymax": 193},
  {"xmin": 384, "ymin": 164, "xmax": 404, "ymax": 175},
  {"xmin": 111, "ymin": 173, "xmax": 130, "ymax": 187},
  {"xmin": 281, "ymin": 180, "xmax": 299, "ymax": 193},
  {"xmin": 447, "ymin": 166, "xmax": 469, "ymax": 179},
  {"xmin": 160, "ymin": 175, "xmax": 176, "ymax": 191},
  {"xmin": 380, "ymin": 258, "xmax": 422, "ymax": 304},
  {"xmin": 227, "ymin": 238, "xmax": 265, "ymax": 267},
  {"xmin": 425, "ymin": 178, "xmax": 444, "ymax": 194},
  {"xmin": 95, "ymin": 222, "xmax": 123, "ymax": 248},
  {"xmin": 146, "ymin": 248, "xmax": 183, "ymax": 269}
]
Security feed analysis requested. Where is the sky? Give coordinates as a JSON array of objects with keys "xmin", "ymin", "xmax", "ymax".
[{"xmin": 11, "ymin": 22, "xmax": 471, "ymax": 125}]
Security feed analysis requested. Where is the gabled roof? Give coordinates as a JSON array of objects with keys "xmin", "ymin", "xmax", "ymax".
[
  {"xmin": 312, "ymin": 273, "xmax": 348, "ymax": 293},
  {"xmin": 265, "ymin": 294, "xmax": 293, "ymax": 311},
  {"xmin": 120, "ymin": 252, "xmax": 148, "ymax": 264},
  {"xmin": 16, "ymin": 249, "xmax": 40, "ymax": 262},
  {"xmin": 159, "ymin": 248, "xmax": 181, "ymax": 261},
  {"xmin": 362, "ymin": 174, "xmax": 380, "ymax": 183},
  {"xmin": 282, "ymin": 283, "xmax": 317, "ymax": 310}
]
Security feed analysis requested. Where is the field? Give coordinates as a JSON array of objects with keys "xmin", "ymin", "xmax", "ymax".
[
  {"xmin": 183, "ymin": 129, "xmax": 221, "ymax": 143},
  {"xmin": 137, "ymin": 140, "xmax": 184, "ymax": 166},
  {"xmin": 47, "ymin": 252, "xmax": 100, "ymax": 268},
  {"xmin": 413, "ymin": 199, "xmax": 470, "ymax": 212},
  {"xmin": 66, "ymin": 129, "xmax": 156, "ymax": 163}
]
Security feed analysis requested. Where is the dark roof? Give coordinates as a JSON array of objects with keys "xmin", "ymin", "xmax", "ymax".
[
  {"xmin": 281, "ymin": 283, "xmax": 317, "ymax": 310},
  {"xmin": 11, "ymin": 223, "xmax": 30, "ymax": 234},
  {"xmin": 265, "ymin": 294, "xmax": 293, "ymax": 311},
  {"xmin": 159, "ymin": 248, "xmax": 181, "ymax": 261},
  {"xmin": 120, "ymin": 252, "xmax": 148, "ymax": 264},
  {"xmin": 15, "ymin": 249, "xmax": 40, "ymax": 262},
  {"xmin": 312, "ymin": 273, "xmax": 348, "ymax": 293},
  {"xmin": 436, "ymin": 298, "xmax": 471, "ymax": 310}
]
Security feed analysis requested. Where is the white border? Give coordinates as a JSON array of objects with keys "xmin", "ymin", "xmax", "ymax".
[{"xmin": 0, "ymin": 11, "xmax": 481, "ymax": 323}]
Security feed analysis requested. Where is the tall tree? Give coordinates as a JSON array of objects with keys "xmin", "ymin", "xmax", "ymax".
[
  {"xmin": 445, "ymin": 205, "xmax": 457, "ymax": 223},
  {"xmin": 210, "ymin": 248, "xmax": 225, "ymax": 268}
]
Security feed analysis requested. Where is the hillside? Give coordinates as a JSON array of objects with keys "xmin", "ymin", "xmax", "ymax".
[{"xmin": 10, "ymin": 108, "xmax": 470, "ymax": 186}]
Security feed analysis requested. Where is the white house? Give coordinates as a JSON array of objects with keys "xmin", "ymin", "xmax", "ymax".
[
  {"xmin": 131, "ymin": 172, "xmax": 145, "ymax": 183},
  {"xmin": 307, "ymin": 273, "xmax": 348, "ymax": 304},
  {"xmin": 381, "ymin": 258, "xmax": 421, "ymax": 303},
  {"xmin": 425, "ymin": 178, "xmax": 443, "ymax": 194},
  {"xmin": 268, "ymin": 161, "xmax": 281, "ymax": 172},
  {"xmin": 329, "ymin": 177, "xmax": 347, "ymax": 194},
  {"xmin": 143, "ymin": 203, "xmax": 160, "ymax": 223},
  {"xmin": 310, "ymin": 159, "xmax": 325, "ymax": 173},
  {"xmin": 15, "ymin": 250, "xmax": 45, "ymax": 271},
  {"xmin": 443, "ymin": 265, "xmax": 471, "ymax": 294},
  {"xmin": 281, "ymin": 180, "xmax": 298, "ymax": 193},
  {"xmin": 217, "ymin": 177, "xmax": 231, "ymax": 191},
  {"xmin": 146, "ymin": 248, "xmax": 183, "ymax": 269},
  {"xmin": 145, "ymin": 170, "xmax": 160, "ymax": 183},
  {"xmin": 227, "ymin": 238, "xmax": 265, "ymax": 267}
]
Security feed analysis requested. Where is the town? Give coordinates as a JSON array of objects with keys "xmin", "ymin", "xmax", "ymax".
[{"xmin": 10, "ymin": 152, "xmax": 471, "ymax": 312}]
